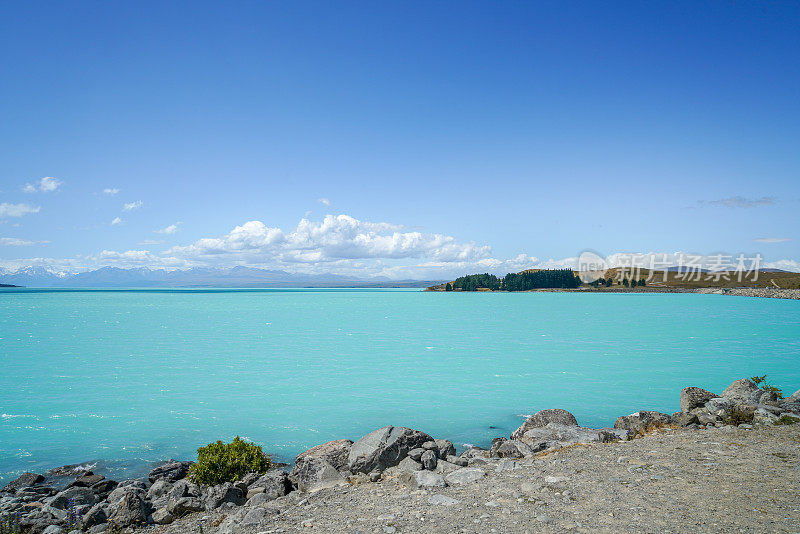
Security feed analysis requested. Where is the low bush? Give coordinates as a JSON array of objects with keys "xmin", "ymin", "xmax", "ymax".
[
  {"xmin": 774, "ymin": 415, "xmax": 800, "ymax": 426},
  {"xmin": 750, "ymin": 374, "xmax": 783, "ymax": 399},
  {"xmin": 188, "ymin": 436, "xmax": 272, "ymax": 486},
  {"xmin": 724, "ymin": 406, "xmax": 755, "ymax": 426}
]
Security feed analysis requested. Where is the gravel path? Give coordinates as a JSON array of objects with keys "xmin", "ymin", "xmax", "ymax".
[{"xmin": 154, "ymin": 424, "xmax": 800, "ymax": 533}]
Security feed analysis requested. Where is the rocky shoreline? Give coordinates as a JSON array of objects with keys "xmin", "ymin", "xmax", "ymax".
[{"xmin": 2, "ymin": 378, "xmax": 800, "ymax": 533}]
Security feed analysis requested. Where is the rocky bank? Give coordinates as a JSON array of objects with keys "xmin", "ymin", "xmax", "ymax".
[{"xmin": 2, "ymin": 378, "xmax": 800, "ymax": 533}]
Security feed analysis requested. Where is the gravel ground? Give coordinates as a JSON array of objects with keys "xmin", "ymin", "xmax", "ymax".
[{"xmin": 152, "ymin": 424, "xmax": 800, "ymax": 534}]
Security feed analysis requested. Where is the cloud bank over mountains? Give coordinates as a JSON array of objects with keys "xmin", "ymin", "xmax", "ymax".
[{"xmin": 1, "ymin": 212, "xmax": 798, "ymax": 280}]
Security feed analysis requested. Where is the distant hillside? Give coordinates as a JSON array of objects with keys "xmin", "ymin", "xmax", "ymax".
[
  {"xmin": 428, "ymin": 267, "xmax": 800, "ymax": 291},
  {"xmin": 0, "ymin": 266, "xmax": 444, "ymax": 288}
]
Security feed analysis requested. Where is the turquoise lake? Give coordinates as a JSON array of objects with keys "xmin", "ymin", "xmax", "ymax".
[{"xmin": 1, "ymin": 288, "xmax": 799, "ymax": 485}]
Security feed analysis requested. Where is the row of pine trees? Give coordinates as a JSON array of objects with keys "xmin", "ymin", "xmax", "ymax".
[{"xmin": 447, "ymin": 269, "xmax": 582, "ymax": 291}]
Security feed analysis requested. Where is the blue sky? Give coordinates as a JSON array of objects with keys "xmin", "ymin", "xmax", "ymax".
[{"xmin": 1, "ymin": 1, "xmax": 798, "ymax": 277}]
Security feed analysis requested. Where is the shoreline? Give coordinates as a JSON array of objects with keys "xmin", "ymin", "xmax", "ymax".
[
  {"xmin": 3, "ymin": 378, "xmax": 799, "ymax": 533},
  {"xmin": 427, "ymin": 286, "xmax": 800, "ymax": 299}
]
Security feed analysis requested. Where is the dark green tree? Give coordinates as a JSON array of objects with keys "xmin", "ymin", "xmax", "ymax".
[{"xmin": 445, "ymin": 283, "xmax": 452, "ymax": 292}]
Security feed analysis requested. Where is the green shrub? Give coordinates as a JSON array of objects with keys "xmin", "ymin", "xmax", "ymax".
[
  {"xmin": 750, "ymin": 374, "xmax": 783, "ymax": 399},
  {"xmin": 0, "ymin": 513, "xmax": 22, "ymax": 534},
  {"xmin": 724, "ymin": 406, "xmax": 755, "ymax": 426},
  {"xmin": 188, "ymin": 436, "xmax": 272, "ymax": 486},
  {"xmin": 774, "ymin": 415, "xmax": 800, "ymax": 426}
]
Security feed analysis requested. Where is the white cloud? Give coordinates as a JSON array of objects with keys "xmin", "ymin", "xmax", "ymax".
[
  {"xmin": 704, "ymin": 196, "xmax": 775, "ymax": 208},
  {"xmin": 23, "ymin": 177, "xmax": 62, "ymax": 193},
  {"xmin": 164, "ymin": 214, "xmax": 492, "ymax": 268},
  {"xmin": 754, "ymin": 237, "xmax": 790, "ymax": 243},
  {"xmin": 0, "ymin": 237, "xmax": 49, "ymax": 246},
  {"xmin": 111, "ymin": 217, "xmax": 122, "ymax": 225},
  {"xmin": 0, "ymin": 203, "xmax": 40, "ymax": 218},
  {"xmin": 103, "ymin": 188, "xmax": 120, "ymax": 196},
  {"xmin": 318, "ymin": 197, "xmax": 331, "ymax": 206},
  {"xmin": 155, "ymin": 223, "xmax": 180, "ymax": 235},
  {"xmin": 123, "ymin": 200, "xmax": 143, "ymax": 211},
  {"xmin": 138, "ymin": 239, "xmax": 163, "ymax": 246}
]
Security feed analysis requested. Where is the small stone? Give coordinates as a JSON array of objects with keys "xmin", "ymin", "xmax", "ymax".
[
  {"xmin": 444, "ymin": 467, "xmax": 486, "ymax": 485},
  {"xmin": 428, "ymin": 494, "xmax": 460, "ymax": 506}
]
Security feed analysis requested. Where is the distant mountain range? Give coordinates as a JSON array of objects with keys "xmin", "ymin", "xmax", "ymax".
[{"xmin": 0, "ymin": 266, "xmax": 444, "ymax": 288}]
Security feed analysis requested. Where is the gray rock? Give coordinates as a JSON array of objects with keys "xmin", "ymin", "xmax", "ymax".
[
  {"xmin": 422, "ymin": 440, "xmax": 438, "ymax": 451},
  {"xmin": 167, "ymin": 496, "xmax": 204, "ymax": 516},
  {"xmin": 785, "ymin": 388, "xmax": 800, "ymax": 403},
  {"xmin": 240, "ymin": 506, "xmax": 277, "ymax": 525},
  {"xmin": 407, "ymin": 448, "xmax": 425, "ymax": 461},
  {"xmin": 90, "ymin": 478, "xmax": 117, "ymax": 497},
  {"xmin": 446, "ymin": 454, "xmax": 468, "ymax": 467},
  {"xmin": 680, "ymin": 387, "xmax": 717, "ymax": 412},
  {"xmin": 493, "ymin": 439, "xmax": 534, "ymax": 459},
  {"xmin": 705, "ymin": 397, "xmax": 734, "ymax": 414},
  {"xmin": 434, "ymin": 460, "xmax": 461, "ymax": 476},
  {"xmin": 511, "ymin": 409, "xmax": 579, "ymax": 440},
  {"xmin": 48, "ymin": 486, "xmax": 98, "ymax": 509},
  {"xmin": 753, "ymin": 408, "xmax": 778, "ymax": 425},
  {"xmin": 396, "ymin": 456, "xmax": 423, "ymax": 472},
  {"xmin": 148, "ymin": 460, "xmax": 193, "ymax": 483},
  {"xmin": 1, "ymin": 472, "xmax": 45, "ymax": 494},
  {"xmin": 203, "ymin": 482, "xmax": 246, "ymax": 510},
  {"xmin": 428, "ymin": 494, "xmax": 460, "ymax": 506},
  {"xmin": 108, "ymin": 489, "xmax": 149, "ymax": 527},
  {"xmin": 495, "ymin": 458, "xmax": 522, "ymax": 473},
  {"xmin": 420, "ymin": 450, "xmax": 438, "ymax": 470},
  {"xmin": 672, "ymin": 412, "xmax": 700, "ymax": 426},
  {"xmin": 690, "ymin": 408, "xmax": 719, "ymax": 426},
  {"xmin": 759, "ymin": 391, "xmax": 780, "ymax": 405},
  {"xmin": 42, "ymin": 526, "xmax": 63, "ymax": 534},
  {"xmin": 294, "ymin": 439, "xmax": 353, "ymax": 472},
  {"xmin": 249, "ymin": 470, "xmax": 291, "ymax": 500},
  {"xmin": 521, "ymin": 423, "xmax": 619, "ymax": 450},
  {"xmin": 82, "ymin": 502, "xmax": 108, "ymax": 528},
  {"xmin": 614, "ymin": 411, "xmax": 674, "ymax": 435},
  {"xmin": 402, "ymin": 470, "xmax": 446, "ymax": 488},
  {"xmin": 459, "ymin": 447, "xmax": 488, "ymax": 460},
  {"xmin": 147, "ymin": 478, "xmax": 173, "ymax": 501},
  {"xmin": 151, "ymin": 507, "xmax": 174, "ymax": 524},
  {"xmin": 721, "ymin": 378, "xmax": 759, "ymax": 403},
  {"xmin": 444, "ymin": 467, "xmax": 486, "ymax": 485},
  {"xmin": 348, "ymin": 426, "xmax": 433, "ymax": 474},
  {"xmin": 246, "ymin": 492, "xmax": 273, "ymax": 506},
  {"xmin": 434, "ymin": 439, "xmax": 456, "ymax": 459},
  {"xmin": 290, "ymin": 457, "xmax": 346, "ymax": 492}
]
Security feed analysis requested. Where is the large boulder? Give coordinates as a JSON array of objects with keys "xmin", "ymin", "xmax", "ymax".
[
  {"xmin": 290, "ymin": 457, "xmax": 346, "ymax": 492},
  {"xmin": 510, "ymin": 409, "xmax": 578, "ymax": 440},
  {"xmin": 434, "ymin": 439, "xmax": 456, "ymax": 459},
  {"xmin": 203, "ymin": 482, "xmax": 246, "ymax": 510},
  {"xmin": 48, "ymin": 486, "xmax": 99, "ymax": 509},
  {"xmin": 82, "ymin": 502, "xmax": 109, "ymax": 528},
  {"xmin": 613, "ymin": 411, "xmax": 674, "ymax": 435},
  {"xmin": 149, "ymin": 460, "xmax": 193, "ymax": 483},
  {"xmin": 246, "ymin": 470, "xmax": 291, "ymax": 501},
  {"xmin": 785, "ymin": 388, "xmax": 800, "ymax": 404},
  {"xmin": 721, "ymin": 379, "xmax": 759, "ymax": 403},
  {"xmin": 1, "ymin": 472, "xmax": 44, "ymax": 494},
  {"xmin": 348, "ymin": 426, "xmax": 433, "ymax": 474},
  {"xmin": 108, "ymin": 489, "xmax": 150, "ymax": 527},
  {"xmin": 680, "ymin": 387, "xmax": 717, "ymax": 413},
  {"xmin": 294, "ymin": 439, "xmax": 353, "ymax": 472},
  {"xmin": 492, "ymin": 439, "xmax": 534, "ymax": 459}
]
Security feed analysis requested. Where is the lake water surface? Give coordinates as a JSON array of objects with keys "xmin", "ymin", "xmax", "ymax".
[{"xmin": 1, "ymin": 288, "xmax": 799, "ymax": 484}]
